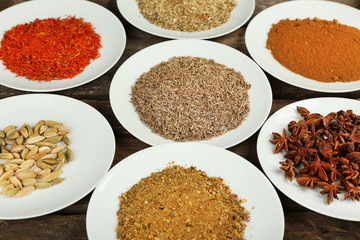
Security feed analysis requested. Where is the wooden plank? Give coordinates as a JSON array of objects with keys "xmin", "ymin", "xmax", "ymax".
[
  {"xmin": 0, "ymin": 215, "xmax": 87, "ymax": 239},
  {"xmin": 284, "ymin": 211, "xmax": 360, "ymax": 240},
  {"xmin": 0, "ymin": 0, "xmax": 360, "ymax": 239}
]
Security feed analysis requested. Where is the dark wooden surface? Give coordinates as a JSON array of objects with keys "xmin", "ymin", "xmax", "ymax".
[{"xmin": 0, "ymin": 0, "xmax": 360, "ymax": 239}]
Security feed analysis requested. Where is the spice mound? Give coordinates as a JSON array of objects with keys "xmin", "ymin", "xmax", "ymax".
[
  {"xmin": 131, "ymin": 56, "xmax": 251, "ymax": 142},
  {"xmin": 0, "ymin": 16, "xmax": 102, "ymax": 81},
  {"xmin": 270, "ymin": 107, "xmax": 360, "ymax": 204},
  {"xmin": 136, "ymin": 0, "xmax": 237, "ymax": 32},
  {"xmin": 266, "ymin": 18, "xmax": 360, "ymax": 83},
  {"xmin": 116, "ymin": 165, "xmax": 250, "ymax": 239},
  {"xmin": 0, "ymin": 120, "xmax": 73, "ymax": 198}
]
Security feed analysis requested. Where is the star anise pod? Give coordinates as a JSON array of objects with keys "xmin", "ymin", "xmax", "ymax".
[
  {"xmin": 306, "ymin": 112, "xmax": 336, "ymax": 129},
  {"xmin": 296, "ymin": 106, "xmax": 311, "ymax": 119},
  {"xmin": 298, "ymin": 160, "xmax": 313, "ymax": 175},
  {"xmin": 348, "ymin": 126, "xmax": 360, "ymax": 143},
  {"xmin": 337, "ymin": 157, "xmax": 350, "ymax": 166},
  {"xmin": 351, "ymin": 162, "xmax": 360, "ymax": 170},
  {"xmin": 270, "ymin": 128, "xmax": 289, "ymax": 153},
  {"xmin": 288, "ymin": 120, "xmax": 305, "ymax": 136},
  {"xmin": 345, "ymin": 151, "xmax": 360, "ymax": 164},
  {"xmin": 333, "ymin": 129, "xmax": 350, "ymax": 144},
  {"xmin": 331, "ymin": 111, "xmax": 353, "ymax": 133},
  {"xmin": 296, "ymin": 106, "xmax": 322, "ymax": 123},
  {"xmin": 308, "ymin": 122, "xmax": 324, "ymax": 142},
  {"xmin": 284, "ymin": 141, "xmax": 317, "ymax": 166},
  {"xmin": 341, "ymin": 165, "xmax": 359, "ymax": 181},
  {"xmin": 344, "ymin": 181, "xmax": 360, "ymax": 201},
  {"xmin": 296, "ymin": 174, "xmax": 320, "ymax": 189},
  {"xmin": 320, "ymin": 112, "xmax": 336, "ymax": 128},
  {"xmin": 328, "ymin": 158, "xmax": 344, "ymax": 182},
  {"xmin": 279, "ymin": 159, "xmax": 297, "ymax": 182},
  {"xmin": 317, "ymin": 139, "xmax": 334, "ymax": 159},
  {"xmin": 318, "ymin": 181, "xmax": 343, "ymax": 205},
  {"xmin": 335, "ymin": 142, "xmax": 354, "ymax": 155},
  {"xmin": 297, "ymin": 127, "xmax": 312, "ymax": 145},
  {"xmin": 307, "ymin": 154, "xmax": 332, "ymax": 181}
]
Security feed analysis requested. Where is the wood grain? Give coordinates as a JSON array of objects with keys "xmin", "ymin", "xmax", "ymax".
[{"xmin": 0, "ymin": 0, "xmax": 360, "ymax": 239}]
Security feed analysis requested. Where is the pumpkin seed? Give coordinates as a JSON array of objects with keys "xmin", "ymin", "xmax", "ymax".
[
  {"xmin": 5, "ymin": 187, "xmax": 20, "ymax": 197},
  {"xmin": 52, "ymin": 178, "xmax": 64, "ymax": 185},
  {"xmin": 10, "ymin": 144, "xmax": 25, "ymax": 153},
  {"xmin": 33, "ymin": 120, "xmax": 45, "ymax": 135},
  {"xmin": 15, "ymin": 186, "xmax": 35, "ymax": 197},
  {"xmin": 0, "ymin": 170, "xmax": 14, "ymax": 181},
  {"xmin": 44, "ymin": 136, "xmax": 63, "ymax": 144},
  {"xmin": 36, "ymin": 161, "xmax": 55, "ymax": 171},
  {"xmin": 9, "ymin": 176, "xmax": 22, "ymax": 189},
  {"xmin": 35, "ymin": 182, "xmax": 51, "ymax": 189},
  {"xmin": 16, "ymin": 171, "xmax": 36, "ymax": 180},
  {"xmin": 4, "ymin": 126, "xmax": 16, "ymax": 134},
  {"xmin": 66, "ymin": 147, "xmax": 74, "ymax": 161},
  {"xmin": 26, "ymin": 136, "xmax": 45, "ymax": 144},
  {"xmin": 0, "ymin": 180, "xmax": 11, "ymax": 187},
  {"xmin": 41, "ymin": 171, "xmax": 62, "ymax": 183},
  {"xmin": 19, "ymin": 124, "xmax": 29, "ymax": 138},
  {"xmin": 0, "ymin": 183, "xmax": 14, "ymax": 194},
  {"xmin": 0, "ymin": 152, "xmax": 14, "ymax": 159},
  {"xmin": 22, "ymin": 178, "xmax": 37, "ymax": 186}
]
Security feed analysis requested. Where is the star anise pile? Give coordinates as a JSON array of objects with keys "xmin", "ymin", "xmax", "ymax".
[{"xmin": 270, "ymin": 106, "xmax": 360, "ymax": 204}]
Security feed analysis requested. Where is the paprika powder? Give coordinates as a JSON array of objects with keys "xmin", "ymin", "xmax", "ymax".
[{"xmin": 266, "ymin": 18, "xmax": 360, "ymax": 83}]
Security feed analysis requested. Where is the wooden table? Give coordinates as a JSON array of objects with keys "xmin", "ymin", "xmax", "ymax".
[{"xmin": 1, "ymin": 0, "xmax": 360, "ymax": 239}]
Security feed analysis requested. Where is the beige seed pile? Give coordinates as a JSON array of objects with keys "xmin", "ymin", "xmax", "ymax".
[
  {"xmin": 131, "ymin": 56, "xmax": 250, "ymax": 142},
  {"xmin": 0, "ymin": 120, "xmax": 73, "ymax": 198},
  {"xmin": 136, "ymin": 0, "xmax": 237, "ymax": 32}
]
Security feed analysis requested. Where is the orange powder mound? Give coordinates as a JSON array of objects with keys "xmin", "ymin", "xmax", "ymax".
[{"xmin": 266, "ymin": 18, "xmax": 360, "ymax": 83}]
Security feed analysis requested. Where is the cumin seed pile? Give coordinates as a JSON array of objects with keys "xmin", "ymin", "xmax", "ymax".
[
  {"xmin": 136, "ymin": 0, "xmax": 237, "ymax": 32},
  {"xmin": 131, "ymin": 56, "xmax": 250, "ymax": 142},
  {"xmin": 116, "ymin": 165, "xmax": 249, "ymax": 239}
]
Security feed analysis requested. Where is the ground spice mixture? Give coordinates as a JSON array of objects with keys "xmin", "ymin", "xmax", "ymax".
[
  {"xmin": 270, "ymin": 107, "xmax": 360, "ymax": 204},
  {"xmin": 266, "ymin": 18, "xmax": 360, "ymax": 83},
  {"xmin": 131, "ymin": 56, "xmax": 250, "ymax": 142},
  {"xmin": 0, "ymin": 16, "xmax": 102, "ymax": 81},
  {"xmin": 136, "ymin": 0, "xmax": 237, "ymax": 32},
  {"xmin": 116, "ymin": 165, "xmax": 249, "ymax": 239}
]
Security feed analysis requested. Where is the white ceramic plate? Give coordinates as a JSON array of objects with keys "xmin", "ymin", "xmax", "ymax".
[
  {"xmin": 109, "ymin": 39, "xmax": 272, "ymax": 148},
  {"xmin": 0, "ymin": 0, "xmax": 126, "ymax": 92},
  {"xmin": 117, "ymin": 0, "xmax": 254, "ymax": 39},
  {"xmin": 257, "ymin": 97, "xmax": 360, "ymax": 221},
  {"xmin": 245, "ymin": 0, "xmax": 360, "ymax": 93},
  {"xmin": 86, "ymin": 142, "xmax": 284, "ymax": 239},
  {"xmin": 0, "ymin": 94, "xmax": 115, "ymax": 219}
]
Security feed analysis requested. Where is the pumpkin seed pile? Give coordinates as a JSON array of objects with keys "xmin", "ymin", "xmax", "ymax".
[{"xmin": 0, "ymin": 120, "xmax": 73, "ymax": 198}]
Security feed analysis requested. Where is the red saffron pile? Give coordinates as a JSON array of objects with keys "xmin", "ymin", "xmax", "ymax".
[{"xmin": 0, "ymin": 16, "xmax": 102, "ymax": 81}]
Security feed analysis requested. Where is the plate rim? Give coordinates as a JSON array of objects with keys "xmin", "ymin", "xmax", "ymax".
[
  {"xmin": 0, "ymin": 0, "xmax": 126, "ymax": 92},
  {"xmin": 257, "ymin": 96, "xmax": 360, "ymax": 221},
  {"xmin": 86, "ymin": 142, "xmax": 285, "ymax": 239},
  {"xmin": 116, "ymin": 0, "xmax": 255, "ymax": 39},
  {"xmin": 109, "ymin": 39, "xmax": 272, "ymax": 148},
  {"xmin": 0, "ymin": 93, "xmax": 116, "ymax": 220}
]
